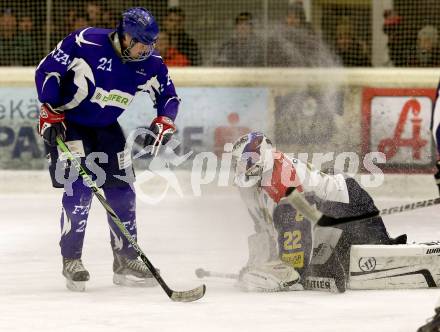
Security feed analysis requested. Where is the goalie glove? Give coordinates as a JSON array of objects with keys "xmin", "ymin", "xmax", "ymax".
[
  {"xmin": 435, "ymin": 159, "xmax": 440, "ymax": 196},
  {"xmin": 238, "ymin": 260, "xmax": 301, "ymax": 292},
  {"xmin": 37, "ymin": 103, "xmax": 66, "ymax": 147},
  {"xmin": 144, "ymin": 116, "xmax": 176, "ymax": 156}
]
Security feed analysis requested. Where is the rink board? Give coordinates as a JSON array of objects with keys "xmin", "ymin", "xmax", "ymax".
[{"xmin": 0, "ymin": 68, "xmax": 439, "ymax": 174}]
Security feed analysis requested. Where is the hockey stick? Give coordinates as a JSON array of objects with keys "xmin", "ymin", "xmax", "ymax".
[
  {"xmin": 195, "ymin": 268, "xmax": 239, "ymax": 280},
  {"xmin": 193, "ymin": 267, "xmax": 342, "ymax": 292},
  {"xmin": 286, "ymin": 189, "xmax": 440, "ymax": 227},
  {"xmin": 56, "ymin": 138, "xmax": 206, "ymax": 302}
]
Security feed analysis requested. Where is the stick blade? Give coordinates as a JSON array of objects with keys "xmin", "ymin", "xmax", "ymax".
[{"xmin": 170, "ymin": 284, "xmax": 206, "ymax": 302}]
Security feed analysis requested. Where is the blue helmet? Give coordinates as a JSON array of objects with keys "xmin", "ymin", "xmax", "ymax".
[{"xmin": 117, "ymin": 7, "xmax": 159, "ymax": 61}]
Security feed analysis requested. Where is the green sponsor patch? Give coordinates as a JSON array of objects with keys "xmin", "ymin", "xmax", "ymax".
[{"xmin": 102, "ymin": 94, "xmax": 129, "ymax": 105}]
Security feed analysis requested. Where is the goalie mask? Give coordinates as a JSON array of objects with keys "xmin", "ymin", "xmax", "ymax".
[{"xmin": 231, "ymin": 132, "xmax": 274, "ymax": 187}]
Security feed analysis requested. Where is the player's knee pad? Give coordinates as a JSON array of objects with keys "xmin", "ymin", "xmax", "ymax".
[{"xmin": 238, "ymin": 260, "xmax": 301, "ymax": 292}]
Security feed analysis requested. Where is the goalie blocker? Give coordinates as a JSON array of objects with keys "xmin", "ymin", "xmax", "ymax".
[{"xmin": 348, "ymin": 242, "xmax": 440, "ymax": 290}]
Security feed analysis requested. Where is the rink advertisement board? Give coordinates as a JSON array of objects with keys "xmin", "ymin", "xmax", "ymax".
[
  {"xmin": 0, "ymin": 87, "xmax": 42, "ymax": 169},
  {"xmin": 0, "ymin": 87, "xmax": 269, "ymax": 169},
  {"xmin": 272, "ymin": 86, "xmax": 343, "ymax": 148},
  {"xmin": 119, "ymin": 87, "xmax": 269, "ymax": 158},
  {"xmin": 361, "ymin": 88, "xmax": 436, "ymax": 172}
]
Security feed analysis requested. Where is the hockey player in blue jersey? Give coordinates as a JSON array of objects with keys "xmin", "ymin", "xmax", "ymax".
[{"xmin": 35, "ymin": 8, "xmax": 179, "ymax": 291}]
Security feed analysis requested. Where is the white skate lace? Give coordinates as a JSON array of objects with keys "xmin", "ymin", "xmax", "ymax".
[
  {"xmin": 125, "ymin": 258, "xmax": 150, "ymax": 274},
  {"xmin": 65, "ymin": 259, "xmax": 86, "ymax": 273}
]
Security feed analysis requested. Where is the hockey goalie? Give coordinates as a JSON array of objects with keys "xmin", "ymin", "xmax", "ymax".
[{"xmin": 231, "ymin": 131, "xmax": 440, "ymax": 293}]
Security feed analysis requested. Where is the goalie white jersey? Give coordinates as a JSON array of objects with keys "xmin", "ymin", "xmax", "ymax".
[{"xmin": 233, "ymin": 132, "xmax": 440, "ymax": 292}]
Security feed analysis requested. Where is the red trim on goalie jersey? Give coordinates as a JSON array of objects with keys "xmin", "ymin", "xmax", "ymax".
[{"xmin": 262, "ymin": 152, "xmax": 303, "ymax": 203}]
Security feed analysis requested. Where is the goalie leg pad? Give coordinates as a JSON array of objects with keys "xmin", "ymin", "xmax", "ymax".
[
  {"xmin": 246, "ymin": 232, "xmax": 278, "ymax": 267},
  {"xmin": 349, "ymin": 242, "xmax": 440, "ymax": 289},
  {"xmin": 238, "ymin": 260, "xmax": 301, "ymax": 292}
]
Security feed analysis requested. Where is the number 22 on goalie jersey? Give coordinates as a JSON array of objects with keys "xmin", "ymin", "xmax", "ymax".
[{"xmin": 273, "ymin": 202, "xmax": 313, "ymax": 276}]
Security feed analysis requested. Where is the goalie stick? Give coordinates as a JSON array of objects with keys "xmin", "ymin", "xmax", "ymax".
[
  {"xmin": 57, "ymin": 138, "xmax": 206, "ymax": 302},
  {"xmin": 194, "ymin": 268, "xmax": 341, "ymax": 293},
  {"xmin": 286, "ymin": 189, "xmax": 440, "ymax": 227}
]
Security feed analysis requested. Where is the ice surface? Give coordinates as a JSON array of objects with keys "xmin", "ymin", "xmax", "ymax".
[{"xmin": 1, "ymin": 188, "xmax": 440, "ymax": 332}]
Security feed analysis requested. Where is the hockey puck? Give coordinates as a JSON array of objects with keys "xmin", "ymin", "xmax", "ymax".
[{"xmin": 195, "ymin": 268, "xmax": 207, "ymax": 278}]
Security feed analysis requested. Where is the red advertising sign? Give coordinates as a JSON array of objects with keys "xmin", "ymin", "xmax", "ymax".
[{"xmin": 362, "ymin": 88, "xmax": 436, "ymax": 172}]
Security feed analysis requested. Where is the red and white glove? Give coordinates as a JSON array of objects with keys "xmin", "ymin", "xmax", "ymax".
[
  {"xmin": 37, "ymin": 103, "xmax": 66, "ymax": 146},
  {"xmin": 144, "ymin": 116, "xmax": 176, "ymax": 156}
]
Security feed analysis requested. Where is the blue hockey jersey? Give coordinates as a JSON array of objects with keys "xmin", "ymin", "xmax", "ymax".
[{"xmin": 35, "ymin": 27, "xmax": 180, "ymax": 127}]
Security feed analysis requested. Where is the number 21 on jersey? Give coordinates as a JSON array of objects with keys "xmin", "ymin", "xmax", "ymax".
[{"xmin": 97, "ymin": 57, "xmax": 112, "ymax": 71}]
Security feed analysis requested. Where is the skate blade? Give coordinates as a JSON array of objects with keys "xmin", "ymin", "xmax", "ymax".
[
  {"xmin": 113, "ymin": 273, "xmax": 158, "ymax": 287},
  {"xmin": 66, "ymin": 279, "xmax": 86, "ymax": 292}
]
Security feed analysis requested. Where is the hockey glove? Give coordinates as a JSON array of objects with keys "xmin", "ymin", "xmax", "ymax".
[
  {"xmin": 238, "ymin": 260, "xmax": 301, "ymax": 292},
  {"xmin": 37, "ymin": 103, "xmax": 66, "ymax": 146},
  {"xmin": 144, "ymin": 116, "xmax": 176, "ymax": 156},
  {"xmin": 435, "ymin": 159, "xmax": 440, "ymax": 196}
]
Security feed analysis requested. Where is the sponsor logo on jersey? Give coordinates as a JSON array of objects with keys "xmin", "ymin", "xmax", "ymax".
[
  {"xmin": 52, "ymin": 48, "xmax": 71, "ymax": 65},
  {"xmin": 282, "ymin": 252, "xmax": 304, "ymax": 269},
  {"xmin": 136, "ymin": 69, "xmax": 147, "ymax": 76},
  {"xmin": 90, "ymin": 87, "xmax": 133, "ymax": 109}
]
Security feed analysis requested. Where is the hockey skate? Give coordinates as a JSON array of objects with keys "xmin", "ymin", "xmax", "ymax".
[
  {"xmin": 62, "ymin": 258, "xmax": 90, "ymax": 292},
  {"xmin": 113, "ymin": 252, "xmax": 158, "ymax": 287},
  {"xmin": 418, "ymin": 307, "xmax": 440, "ymax": 332}
]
